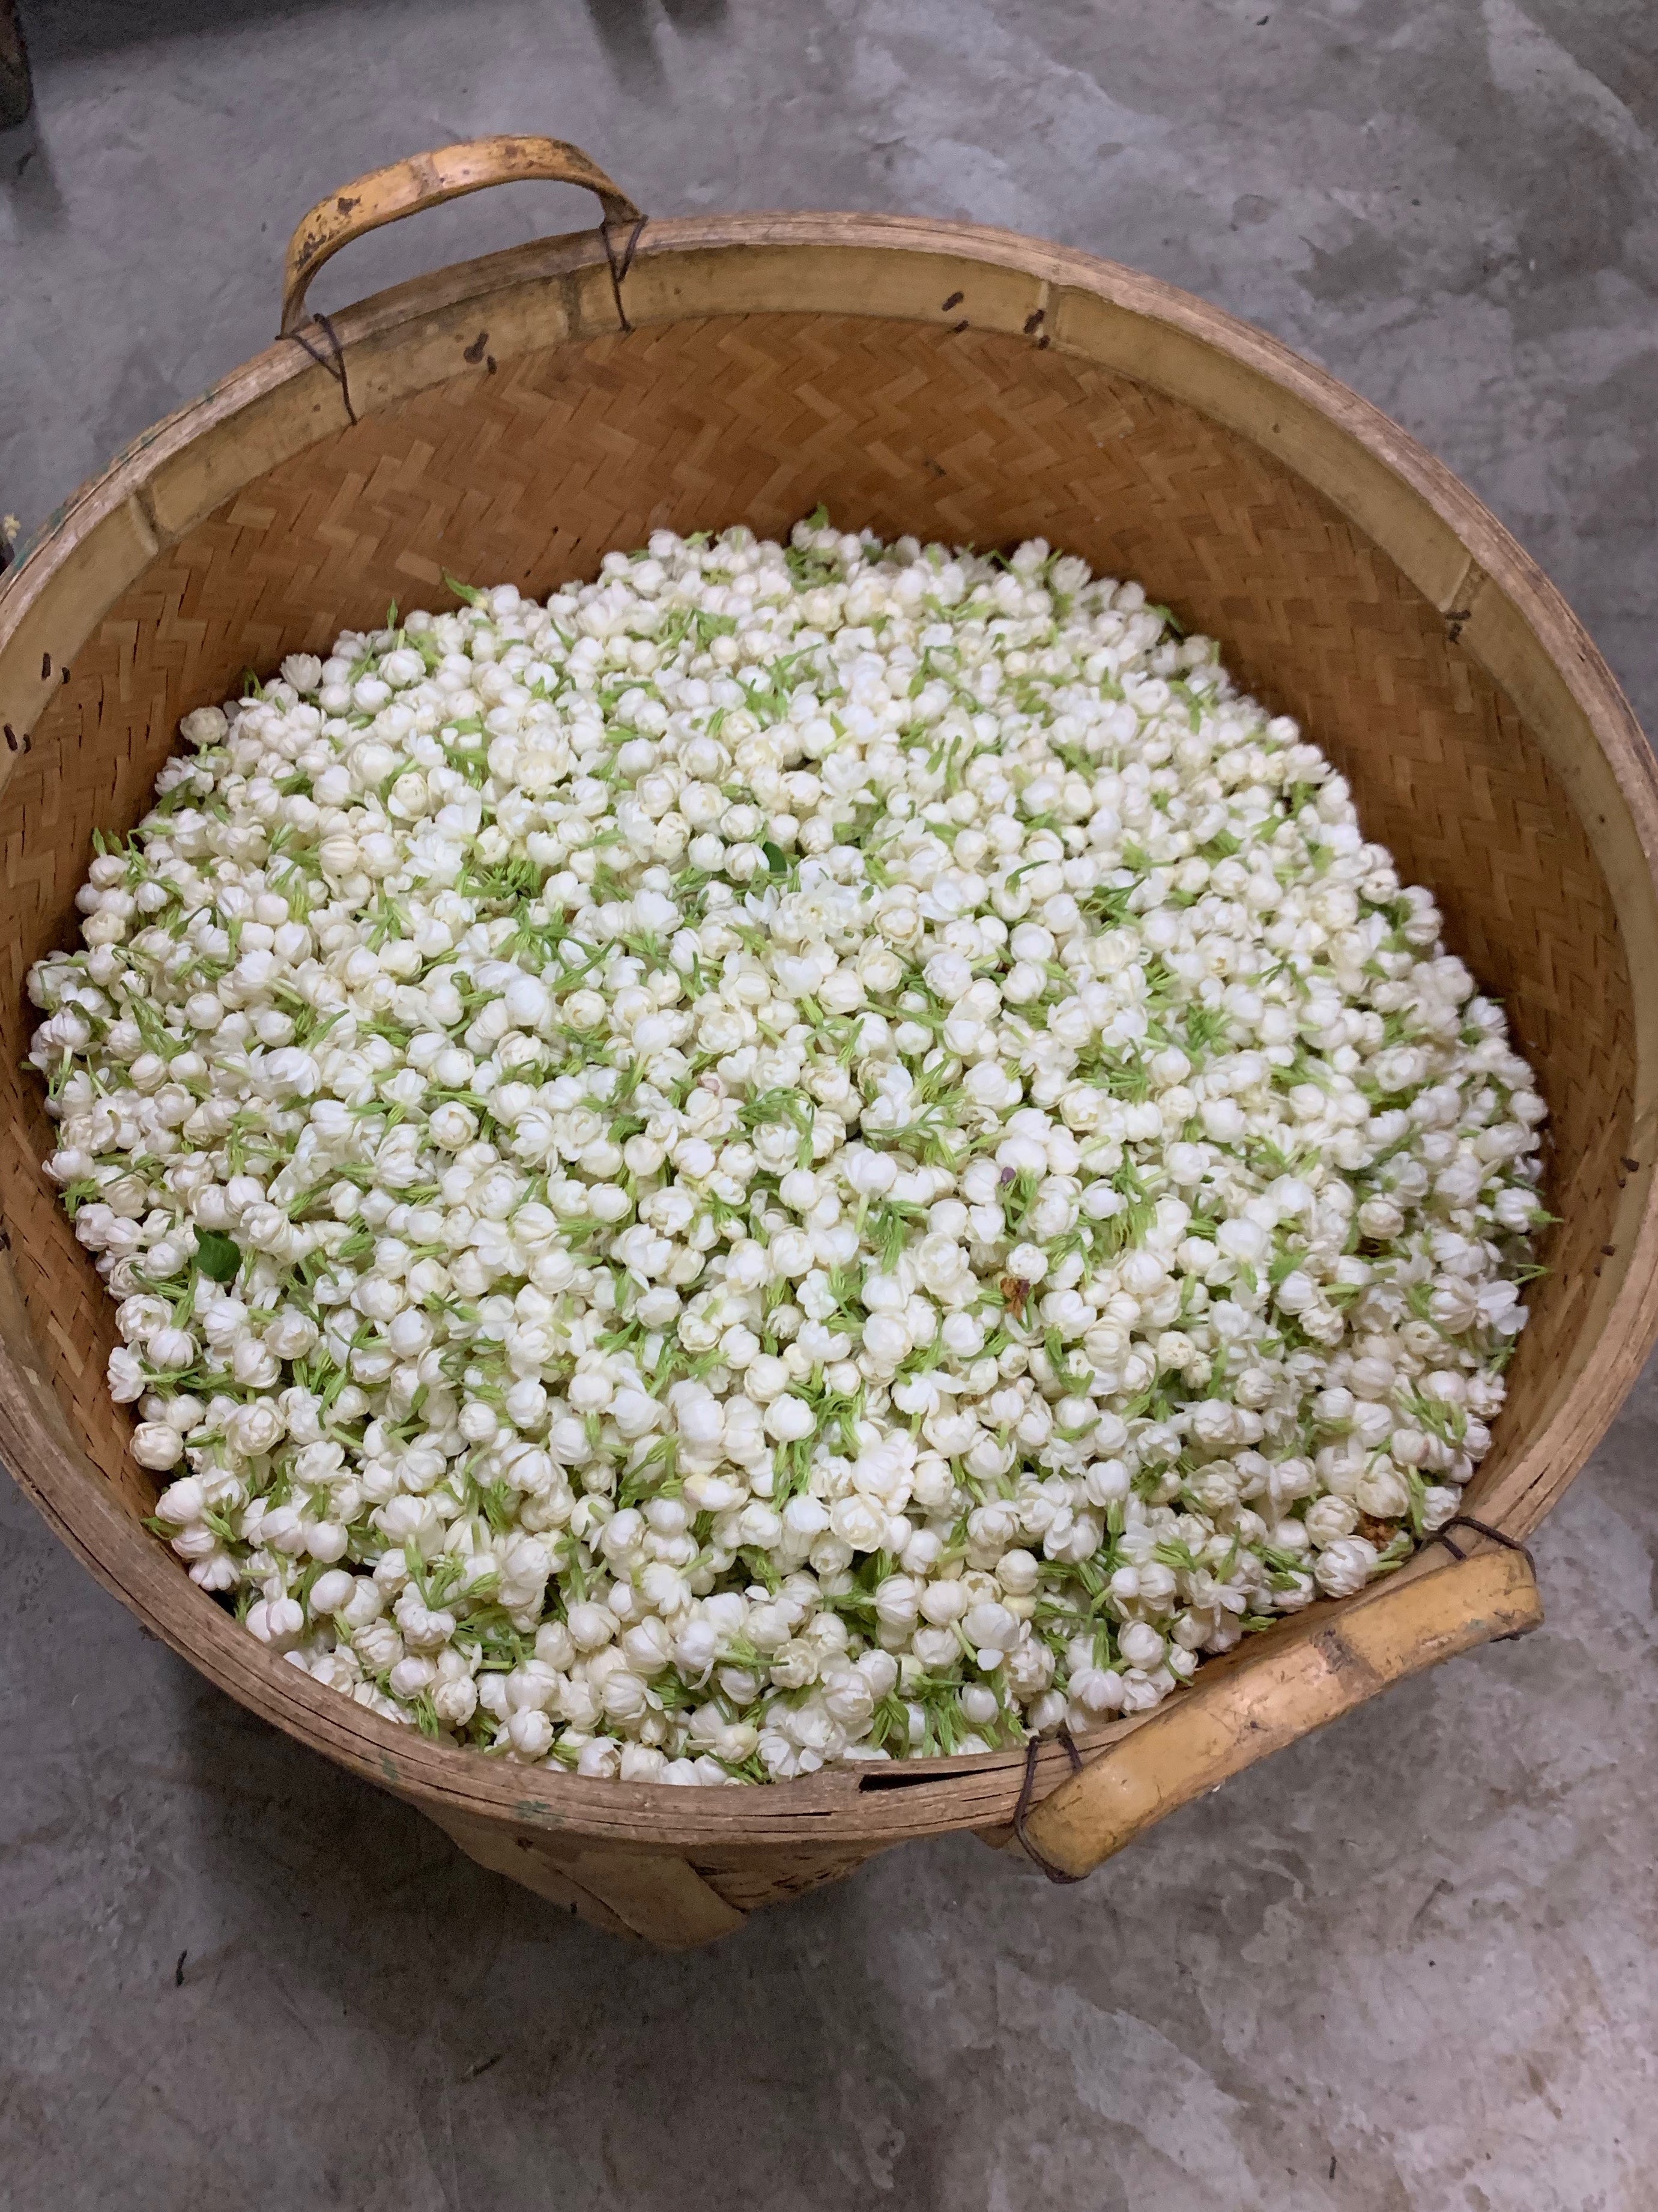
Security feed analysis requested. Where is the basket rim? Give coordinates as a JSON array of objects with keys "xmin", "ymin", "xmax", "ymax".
[{"xmin": 2, "ymin": 207, "xmax": 1656, "ymax": 1852}]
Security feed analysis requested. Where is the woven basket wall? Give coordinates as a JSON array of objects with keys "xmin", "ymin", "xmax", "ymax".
[{"xmin": 2, "ymin": 198, "xmax": 1654, "ymax": 1944}]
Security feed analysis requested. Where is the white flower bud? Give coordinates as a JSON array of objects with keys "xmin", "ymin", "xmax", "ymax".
[
  {"xmin": 1312, "ymin": 1536, "xmax": 1379, "ymax": 1598},
  {"xmin": 132, "ymin": 1422, "xmax": 185, "ymax": 1470}
]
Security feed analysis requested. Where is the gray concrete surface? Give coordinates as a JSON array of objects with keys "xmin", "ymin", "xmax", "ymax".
[{"xmin": 2, "ymin": 4, "xmax": 1656, "ymax": 2207}]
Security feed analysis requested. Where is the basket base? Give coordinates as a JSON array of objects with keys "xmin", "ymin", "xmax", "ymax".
[
  {"xmin": 425, "ymin": 1805, "xmax": 889, "ymax": 1947},
  {"xmin": 426, "ymin": 1805, "xmax": 748, "ymax": 1946}
]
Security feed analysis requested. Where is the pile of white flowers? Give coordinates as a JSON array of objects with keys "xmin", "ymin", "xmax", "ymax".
[{"xmin": 28, "ymin": 517, "xmax": 1548, "ymax": 1786}]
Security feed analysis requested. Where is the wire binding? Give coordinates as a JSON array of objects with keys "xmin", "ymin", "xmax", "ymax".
[
  {"xmin": 1013, "ymin": 1724, "xmax": 1088, "ymax": 1885},
  {"xmin": 285, "ymin": 309, "xmax": 357, "ymax": 425}
]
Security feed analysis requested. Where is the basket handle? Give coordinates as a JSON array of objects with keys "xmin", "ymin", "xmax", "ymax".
[
  {"xmin": 1015, "ymin": 1544, "xmax": 1542, "ymax": 1880},
  {"xmin": 279, "ymin": 135, "xmax": 643, "ymax": 337}
]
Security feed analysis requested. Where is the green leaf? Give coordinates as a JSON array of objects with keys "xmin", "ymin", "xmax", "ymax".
[{"xmin": 194, "ymin": 1229, "xmax": 242, "ymax": 1283}]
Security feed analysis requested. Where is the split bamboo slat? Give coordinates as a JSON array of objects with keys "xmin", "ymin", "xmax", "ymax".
[{"xmin": 2, "ymin": 139, "xmax": 1655, "ymax": 1945}]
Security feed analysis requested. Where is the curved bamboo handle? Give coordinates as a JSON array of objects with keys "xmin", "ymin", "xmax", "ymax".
[
  {"xmin": 280, "ymin": 136, "xmax": 643, "ymax": 336},
  {"xmin": 1018, "ymin": 1545, "xmax": 1542, "ymax": 1879}
]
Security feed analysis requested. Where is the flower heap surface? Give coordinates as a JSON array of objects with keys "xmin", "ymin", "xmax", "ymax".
[{"xmin": 28, "ymin": 520, "xmax": 1548, "ymax": 1786}]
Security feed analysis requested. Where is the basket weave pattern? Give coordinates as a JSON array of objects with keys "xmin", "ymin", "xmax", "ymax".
[{"xmin": 1, "ymin": 315, "xmax": 1627, "ymax": 1509}]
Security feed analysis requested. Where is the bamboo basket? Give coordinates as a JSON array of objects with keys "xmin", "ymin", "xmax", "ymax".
[{"xmin": 3, "ymin": 139, "xmax": 1656, "ymax": 1948}]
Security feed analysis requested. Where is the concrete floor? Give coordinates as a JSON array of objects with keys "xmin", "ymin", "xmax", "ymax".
[{"xmin": 2, "ymin": 3, "xmax": 1656, "ymax": 2206}]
